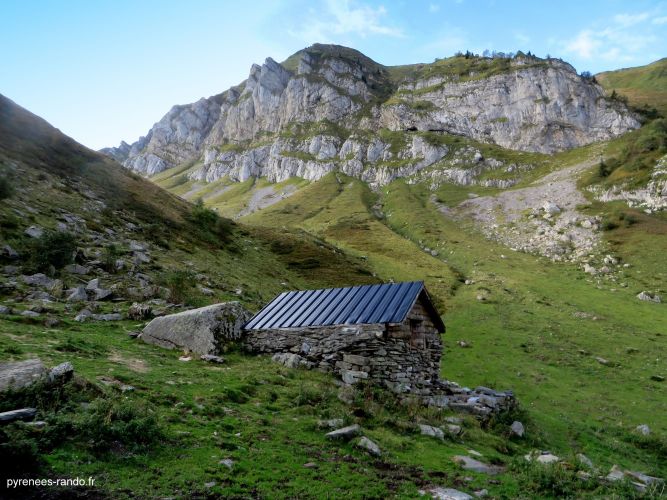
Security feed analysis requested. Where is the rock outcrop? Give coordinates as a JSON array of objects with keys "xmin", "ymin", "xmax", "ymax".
[
  {"xmin": 105, "ymin": 45, "xmax": 639, "ymax": 186},
  {"xmin": 142, "ymin": 302, "xmax": 252, "ymax": 355}
]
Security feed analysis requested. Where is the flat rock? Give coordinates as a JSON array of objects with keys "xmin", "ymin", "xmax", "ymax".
[
  {"xmin": 24, "ymin": 226, "xmax": 43, "ymax": 238},
  {"xmin": 200, "ymin": 354, "xmax": 225, "ymax": 364},
  {"xmin": 637, "ymin": 291, "xmax": 661, "ymax": 303},
  {"xmin": 421, "ymin": 486, "xmax": 473, "ymax": 499},
  {"xmin": 0, "ymin": 407, "xmax": 37, "ymax": 423},
  {"xmin": 64, "ymin": 264, "xmax": 89, "ymax": 275},
  {"xmin": 142, "ymin": 302, "xmax": 251, "ymax": 355},
  {"xmin": 419, "ymin": 424, "xmax": 445, "ymax": 440},
  {"xmin": 325, "ymin": 424, "xmax": 360, "ymax": 441},
  {"xmin": 318, "ymin": 418, "xmax": 344, "ymax": 429},
  {"xmin": 356, "ymin": 436, "xmax": 381, "ymax": 456},
  {"xmin": 452, "ymin": 456, "xmax": 504, "ymax": 475},
  {"xmin": 525, "ymin": 451, "xmax": 560, "ymax": 464},
  {"xmin": 22, "ymin": 273, "xmax": 55, "ymax": 288},
  {"xmin": 0, "ymin": 359, "xmax": 47, "ymax": 392}
]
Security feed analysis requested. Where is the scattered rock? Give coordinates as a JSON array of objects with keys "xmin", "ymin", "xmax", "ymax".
[
  {"xmin": 446, "ymin": 424, "xmax": 462, "ymax": 435},
  {"xmin": 637, "ymin": 291, "xmax": 662, "ymax": 303},
  {"xmin": 0, "ymin": 408, "xmax": 37, "ymax": 424},
  {"xmin": 178, "ymin": 356, "xmax": 192, "ymax": 362},
  {"xmin": 272, "ymin": 352, "xmax": 310, "ymax": 369},
  {"xmin": 474, "ymin": 489, "xmax": 488, "ymax": 498},
  {"xmin": 318, "ymin": 418, "xmax": 344, "ymax": 429},
  {"xmin": 48, "ymin": 362, "xmax": 74, "ymax": 383},
  {"xmin": 453, "ymin": 456, "xmax": 504, "ymax": 475},
  {"xmin": 303, "ymin": 462, "xmax": 318, "ymax": 469},
  {"xmin": 24, "ymin": 226, "xmax": 43, "ymax": 238},
  {"xmin": 199, "ymin": 286, "xmax": 215, "ymax": 296},
  {"xmin": 97, "ymin": 376, "xmax": 135, "ymax": 392},
  {"xmin": 200, "ymin": 354, "xmax": 225, "ymax": 364},
  {"xmin": 325, "ymin": 424, "xmax": 361, "ymax": 441},
  {"xmin": 219, "ymin": 458, "xmax": 234, "ymax": 470},
  {"xmin": 128, "ymin": 302, "xmax": 153, "ymax": 320},
  {"xmin": 25, "ymin": 420, "xmax": 47, "ymax": 429},
  {"xmin": 457, "ymin": 340, "xmax": 470, "ymax": 348},
  {"xmin": 356, "ymin": 436, "xmax": 381, "ymax": 456},
  {"xmin": 127, "ymin": 331, "xmax": 141, "ymax": 339},
  {"xmin": 419, "ymin": 424, "xmax": 445, "ymax": 440},
  {"xmin": 204, "ymin": 481, "xmax": 216, "ymax": 489},
  {"xmin": 64, "ymin": 264, "xmax": 89, "ymax": 275},
  {"xmin": 606, "ymin": 465, "xmax": 625, "ymax": 482},
  {"xmin": 635, "ymin": 424, "xmax": 650, "ymax": 436},
  {"xmin": 650, "ymin": 375, "xmax": 665, "ymax": 382},
  {"xmin": 525, "ymin": 451, "xmax": 560, "ymax": 464},
  {"xmin": 421, "ymin": 486, "xmax": 473, "ymax": 499},
  {"xmin": 0, "ymin": 305, "xmax": 11, "ymax": 315},
  {"xmin": 67, "ymin": 286, "xmax": 88, "ymax": 302},
  {"xmin": 21, "ymin": 310, "xmax": 41, "ymax": 318},
  {"xmin": 1, "ymin": 244, "xmax": 19, "ymax": 259},
  {"xmin": 22, "ymin": 273, "xmax": 55, "ymax": 288},
  {"xmin": 510, "ymin": 420, "xmax": 525, "ymax": 437},
  {"xmin": 595, "ymin": 357, "xmax": 610, "ymax": 366},
  {"xmin": 542, "ymin": 201, "xmax": 561, "ymax": 215},
  {"xmin": 576, "ymin": 453, "xmax": 593, "ymax": 469}
]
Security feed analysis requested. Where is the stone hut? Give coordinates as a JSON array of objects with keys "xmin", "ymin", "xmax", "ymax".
[{"xmin": 243, "ymin": 281, "xmax": 445, "ymax": 395}]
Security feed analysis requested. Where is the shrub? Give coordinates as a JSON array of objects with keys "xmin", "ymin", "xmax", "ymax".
[
  {"xmin": 0, "ymin": 175, "xmax": 14, "ymax": 200},
  {"xmin": 76, "ymin": 398, "xmax": 163, "ymax": 453},
  {"xmin": 188, "ymin": 199, "xmax": 235, "ymax": 246},
  {"xmin": 27, "ymin": 230, "xmax": 78, "ymax": 273},
  {"xmin": 160, "ymin": 269, "xmax": 197, "ymax": 304},
  {"xmin": 102, "ymin": 243, "xmax": 122, "ymax": 273}
]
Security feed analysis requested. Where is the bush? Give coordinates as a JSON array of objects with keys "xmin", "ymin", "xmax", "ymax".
[
  {"xmin": 102, "ymin": 243, "xmax": 122, "ymax": 273},
  {"xmin": 0, "ymin": 175, "xmax": 14, "ymax": 200},
  {"xmin": 188, "ymin": 199, "xmax": 235, "ymax": 246},
  {"xmin": 161, "ymin": 269, "xmax": 197, "ymax": 304},
  {"xmin": 76, "ymin": 398, "xmax": 163, "ymax": 453},
  {"xmin": 27, "ymin": 230, "xmax": 78, "ymax": 273}
]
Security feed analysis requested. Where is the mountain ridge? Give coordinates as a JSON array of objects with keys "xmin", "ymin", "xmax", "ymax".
[{"xmin": 102, "ymin": 44, "xmax": 640, "ymax": 187}]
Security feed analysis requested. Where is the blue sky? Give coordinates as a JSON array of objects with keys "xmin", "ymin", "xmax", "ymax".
[{"xmin": 2, "ymin": 0, "xmax": 666, "ymax": 150}]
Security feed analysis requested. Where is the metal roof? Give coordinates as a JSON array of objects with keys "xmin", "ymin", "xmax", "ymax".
[{"xmin": 244, "ymin": 281, "xmax": 444, "ymax": 331}]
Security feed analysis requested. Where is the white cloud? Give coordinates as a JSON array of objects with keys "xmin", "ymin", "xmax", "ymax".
[
  {"xmin": 613, "ymin": 12, "xmax": 650, "ymax": 27},
  {"xmin": 561, "ymin": 11, "xmax": 661, "ymax": 63},
  {"xmin": 653, "ymin": 16, "xmax": 667, "ymax": 25},
  {"xmin": 288, "ymin": 0, "xmax": 404, "ymax": 43},
  {"xmin": 429, "ymin": 3, "xmax": 440, "ymax": 12}
]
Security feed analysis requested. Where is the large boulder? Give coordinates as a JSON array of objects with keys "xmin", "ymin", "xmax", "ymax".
[
  {"xmin": 0, "ymin": 359, "xmax": 47, "ymax": 392},
  {"xmin": 141, "ymin": 302, "xmax": 252, "ymax": 355}
]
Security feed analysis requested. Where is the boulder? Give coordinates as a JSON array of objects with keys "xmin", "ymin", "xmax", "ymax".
[
  {"xmin": 22, "ymin": 273, "xmax": 55, "ymax": 288},
  {"xmin": 637, "ymin": 291, "xmax": 661, "ymax": 303},
  {"xmin": 272, "ymin": 352, "xmax": 309, "ymax": 368},
  {"xmin": 422, "ymin": 487, "xmax": 473, "ymax": 500},
  {"xmin": 67, "ymin": 286, "xmax": 88, "ymax": 302},
  {"xmin": 419, "ymin": 424, "xmax": 445, "ymax": 440},
  {"xmin": 24, "ymin": 226, "xmax": 43, "ymax": 238},
  {"xmin": 48, "ymin": 362, "xmax": 74, "ymax": 383},
  {"xmin": 356, "ymin": 436, "xmax": 381, "ymax": 456},
  {"xmin": 510, "ymin": 420, "xmax": 525, "ymax": 437},
  {"xmin": 325, "ymin": 424, "xmax": 361, "ymax": 441},
  {"xmin": 0, "ymin": 408, "xmax": 37, "ymax": 424},
  {"xmin": 141, "ymin": 302, "xmax": 251, "ymax": 355},
  {"xmin": 453, "ymin": 455, "xmax": 504, "ymax": 475},
  {"xmin": 128, "ymin": 302, "xmax": 153, "ymax": 320},
  {"xmin": 0, "ymin": 359, "xmax": 47, "ymax": 392}
]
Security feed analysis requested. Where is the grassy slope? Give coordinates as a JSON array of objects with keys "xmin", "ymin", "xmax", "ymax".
[
  {"xmin": 240, "ymin": 169, "xmax": 667, "ymax": 483},
  {"xmin": 597, "ymin": 58, "xmax": 667, "ymax": 116}
]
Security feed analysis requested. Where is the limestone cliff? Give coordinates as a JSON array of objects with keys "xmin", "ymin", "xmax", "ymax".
[{"xmin": 104, "ymin": 44, "xmax": 639, "ymax": 186}]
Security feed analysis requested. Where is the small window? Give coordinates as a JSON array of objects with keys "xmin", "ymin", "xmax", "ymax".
[{"xmin": 410, "ymin": 319, "xmax": 423, "ymax": 333}]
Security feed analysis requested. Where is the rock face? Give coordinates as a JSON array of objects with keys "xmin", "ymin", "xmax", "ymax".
[
  {"xmin": 142, "ymin": 302, "xmax": 252, "ymax": 355},
  {"xmin": 105, "ymin": 45, "xmax": 638, "ymax": 187}
]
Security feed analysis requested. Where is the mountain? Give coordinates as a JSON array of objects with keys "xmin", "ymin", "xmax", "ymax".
[
  {"xmin": 597, "ymin": 58, "xmax": 667, "ymax": 117},
  {"xmin": 103, "ymin": 44, "xmax": 639, "ymax": 188},
  {"xmin": 2, "ymin": 54, "xmax": 667, "ymax": 497}
]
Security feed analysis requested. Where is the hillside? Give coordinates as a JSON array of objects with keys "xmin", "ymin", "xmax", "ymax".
[
  {"xmin": 597, "ymin": 58, "xmax": 667, "ymax": 117},
  {"xmin": 2, "ymin": 46, "xmax": 667, "ymax": 498}
]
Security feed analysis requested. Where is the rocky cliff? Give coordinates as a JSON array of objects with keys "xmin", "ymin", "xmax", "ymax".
[{"xmin": 104, "ymin": 44, "xmax": 640, "ymax": 186}]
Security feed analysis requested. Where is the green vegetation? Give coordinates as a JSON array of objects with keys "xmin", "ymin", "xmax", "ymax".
[
  {"xmin": 597, "ymin": 58, "xmax": 667, "ymax": 116},
  {"xmin": 26, "ymin": 230, "xmax": 78, "ymax": 273}
]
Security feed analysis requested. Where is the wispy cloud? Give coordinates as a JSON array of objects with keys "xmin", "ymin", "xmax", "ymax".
[
  {"xmin": 561, "ymin": 10, "xmax": 661, "ymax": 64},
  {"xmin": 429, "ymin": 3, "xmax": 440, "ymax": 13},
  {"xmin": 288, "ymin": 0, "xmax": 404, "ymax": 43},
  {"xmin": 514, "ymin": 32, "xmax": 530, "ymax": 45},
  {"xmin": 653, "ymin": 16, "xmax": 667, "ymax": 25}
]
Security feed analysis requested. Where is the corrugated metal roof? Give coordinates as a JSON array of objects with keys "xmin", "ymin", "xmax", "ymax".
[{"xmin": 244, "ymin": 281, "xmax": 444, "ymax": 331}]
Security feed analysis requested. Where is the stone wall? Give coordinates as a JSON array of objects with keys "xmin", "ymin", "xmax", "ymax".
[{"xmin": 244, "ymin": 297, "xmax": 443, "ymax": 395}]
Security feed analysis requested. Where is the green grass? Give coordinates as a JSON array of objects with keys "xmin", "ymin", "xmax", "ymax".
[{"xmin": 597, "ymin": 58, "xmax": 667, "ymax": 116}]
